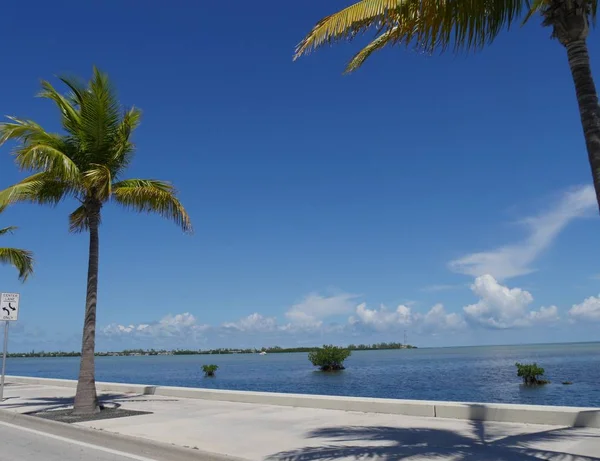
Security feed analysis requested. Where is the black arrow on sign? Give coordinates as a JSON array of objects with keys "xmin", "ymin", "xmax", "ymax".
[{"xmin": 8, "ymin": 303, "xmax": 16, "ymax": 311}]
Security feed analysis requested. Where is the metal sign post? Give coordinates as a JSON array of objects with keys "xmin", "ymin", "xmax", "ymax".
[{"xmin": 0, "ymin": 293, "xmax": 20, "ymax": 401}]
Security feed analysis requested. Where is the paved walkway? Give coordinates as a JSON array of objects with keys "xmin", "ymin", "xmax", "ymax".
[
  {"xmin": 0, "ymin": 419, "xmax": 158, "ymax": 461},
  {"xmin": 1, "ymin": 382, "xmax": 599, "ymax": 460}
]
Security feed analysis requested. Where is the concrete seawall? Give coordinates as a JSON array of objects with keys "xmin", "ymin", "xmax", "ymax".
[{"xmin": 7, "ymin": 375, "xmax": 600, "ymax": 428}]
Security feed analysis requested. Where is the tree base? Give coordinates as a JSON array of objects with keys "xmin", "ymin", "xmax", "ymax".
[
  {"xmin": 522, "ymin": 379, "xmax": 550, "ymax": 386},
  {"xmin": 319, "ymin": 365, "xmax": 345, "ymax": 372},
  {"xmin": 71, "ymin": 405, "xmax": 101, "ymax": 416},
  {"xmin": 31, "ymin": 405, "xmax": 150, "ymax": 423}
]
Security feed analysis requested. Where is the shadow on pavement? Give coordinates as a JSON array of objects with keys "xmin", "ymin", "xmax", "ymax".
[
  {"xmin": 0, "ymin": 393, "xmax": 128, "ymax": 411},
  {"xmin": 267, "ymin": 404, "xmax": 600, "ymax": 461}
]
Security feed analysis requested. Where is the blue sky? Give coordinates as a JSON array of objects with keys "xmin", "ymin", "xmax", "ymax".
[{"xmin": 1, "ymin": 1, "xmax": 599, "ymax": 352}]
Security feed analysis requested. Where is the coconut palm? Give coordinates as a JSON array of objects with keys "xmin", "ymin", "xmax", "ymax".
[
  {"xmin": 295, "ymin": 0, "xmax": 600, "ymax": 210},
  {"xmin": 0, "ymin": 67, "xmax": 192, "ymax": 414},
  {"xmin": 0, "ymin": 206, "xmax": 34, "ymax": 281}
]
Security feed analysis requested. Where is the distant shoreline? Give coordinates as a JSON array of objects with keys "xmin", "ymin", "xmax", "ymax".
[
  {"xmin": 8, "ymin": 341, "xmax": 598, "ymax": 359},
  {"xmin": 7, "ymin": 342, "xmax": 416, "ymax": 358}
]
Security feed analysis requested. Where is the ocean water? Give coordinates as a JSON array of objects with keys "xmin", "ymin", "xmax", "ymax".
[{"xmin": 6, "ymin": 342, "xmax": 600, "ymax": 407}]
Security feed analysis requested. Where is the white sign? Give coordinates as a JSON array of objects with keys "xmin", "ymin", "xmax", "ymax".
[{"xmin": 0, "ymin": 293, "xmax": 20, "ymax": 321}]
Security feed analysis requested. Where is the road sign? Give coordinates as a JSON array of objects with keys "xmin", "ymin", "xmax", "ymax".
[
  {"xmin": 0, "ymin": 293, "xmax": 20, "ymax": 321},
  {"xmin": 0, "ymin": 292, "xmax": 19, "ymax": 400}
]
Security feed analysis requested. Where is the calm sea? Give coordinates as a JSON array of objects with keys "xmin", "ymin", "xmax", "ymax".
[{"xmin": 6, "ymin": 342, "xmax": 600, "ymax": 407}]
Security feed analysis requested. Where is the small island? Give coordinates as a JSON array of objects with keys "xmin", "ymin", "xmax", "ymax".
[
  {"xmin": 309, "ymin": 345, "xmax": 351, "ymax": 371},
  {"xmin": 515, "ymin": 362, "xmax": 549, "ymax": 386},
  {"xmin": 202, "ymin": 364, "xmax": 218, "ymax": 377}
]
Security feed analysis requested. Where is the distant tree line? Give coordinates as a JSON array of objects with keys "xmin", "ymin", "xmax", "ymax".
[
  {"xmin": 175, "ymin": 343, "xmax": 416, "ymax": 355},
  {"xmin": 7, "ymin": 342, "xmax": 416, "ymax": 358},
  {"xmin": 7, "ymin": 350, "xmax": 81, "ymax": 358},
  {"xmin": 118, "ymin": 349, "xmax": 171, "ymax": 356},
  {"xmin": 347, "ymin": 342, "xmax": 416, "ymax": 351}
]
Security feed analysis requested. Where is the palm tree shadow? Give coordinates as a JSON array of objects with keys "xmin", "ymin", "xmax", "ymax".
[
  {"xmin": 267, "ymin": 405, "xmax": 600, "ymax": 461},
  {"xmin": 0, "ymin": 393, "xmax": 128, "ymax": 412}
]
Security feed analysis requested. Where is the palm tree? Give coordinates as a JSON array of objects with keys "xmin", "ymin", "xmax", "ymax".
[
  {"xmin": 0, "ymin": 68, "xmax": 192, "ymax": 415},
  {"xmin": 0, "ymin": 206, "xmax": 34, "ymax": 281},
  {"xmin": 295, "ymin": 0, "xmax": 600, "ymax": 211}
]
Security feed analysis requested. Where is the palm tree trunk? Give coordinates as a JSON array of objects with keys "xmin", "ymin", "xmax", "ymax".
[
  {"xmin": 565, "ymin": 39, "xmax": 600, "ymax": 210},
  {"xmin": 73, "ymin": 207, "xmax": 100, "ymax": 414}
]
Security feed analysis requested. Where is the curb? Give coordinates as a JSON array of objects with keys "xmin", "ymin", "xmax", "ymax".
[
  {"xmin": 0, "ymin": 409, "xmax": 248, "ymax": 461},
  {"xmin": 3, "ymin": 376, "xmax": 157, "ymax": 395},
  {"xmin": 6, "ymin": 375, "xmax": 600, "ymax": 428}
]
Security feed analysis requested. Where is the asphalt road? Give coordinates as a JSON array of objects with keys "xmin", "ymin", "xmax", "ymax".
[{"xmin": 0, "ymin": 420, "xmax": 161, "ymax": 461}]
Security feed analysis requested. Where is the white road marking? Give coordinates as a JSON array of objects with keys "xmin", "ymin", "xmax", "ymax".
[{"xmin": 0, "ymin": 420, "xmax": 159, "ymax": 461}]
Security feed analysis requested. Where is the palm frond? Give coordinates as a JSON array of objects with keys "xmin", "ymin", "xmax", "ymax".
[
  {"xmin": 0, "ymin": 117, "xmax": 61, "ymax": 147},
  {"xmin": 522, "ymin": 0, "xmax": 547, "ymax": 24},
  {"xmin": 38, "ymin": 80, "xmax": 81, "ymax": 136},
  {"xmin": 541, "ymin": 0, "xmax": 597, "ymax": 29},
  {"xmin": 79, "ymin": 67, "xmax": 121, "ymax": 164},
  {"xmin": 418, "ymin": 0, "xmax": 528, "ymax": 53},
  {"xmin": 69, "ymin": 205, "xmax": 90, "ymax": 233},
  {"xmin": 112, "ymin": 179, "xmax": 192, "ymax": 233},
  {"xmin": 0, "ymin": 226, "xmax": 17, "ymax": 236},
  {"xmin": 13, "ymin": 143, "xmax": 80, "ymax": 181},
  {"xmin": 296, "ymin": 0, "xmax": 530, "ymax": 70},
  {"xmin": 0, "ymin": 117, "xmax": 80, "ymax": 181},
  {"xmin": 58, "ymin": 74, "xmax": 87, "ymax": 107},
  {"xmin": 0, "ymin": 247, "xmax": 34, "ymax": 281},
  {"xmin": 109, "ymin": 107, "xmax": 142, "ymax": 177},
  {"xmin": 0, "ymin": 173, "xmax": 76, "ymax": 207},
  {"xmin": 295, "ymin": 0, "xmax": 402, "ymax": 59},
  {"xmin": 82, "ymin": 164, "xmax": 112, "ymax": 200},
  {"xmin": 345, "ymin": 26, "xmax": 399, "ymax": 73}
]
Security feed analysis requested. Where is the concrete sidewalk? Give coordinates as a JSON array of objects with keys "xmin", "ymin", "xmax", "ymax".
[{"xmin": 1, "ymin": 382, "xmax": 599, "ymax": 460}]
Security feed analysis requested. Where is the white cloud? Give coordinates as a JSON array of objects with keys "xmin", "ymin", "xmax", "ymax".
[
  {"xmin": 423, "ymin": 304, "xmax": 467, "ymax": 331},
  {"xmin": 102, "ymin": 313, "xmax": 209, "ymax": 339},
  {"xmin": 350, "ymin": 303, "xmax": 414, "ymax": 331},
  {"xmin": 285, "ymin": 292, "xmax": 360, "ymax": 326},
  {"xmin": 101, "ymin": 277, "xmax": 574, "ymax": 349},
  {"xmin": 219, "ymin": 309, "xmax": 347, "ymax": 339},
  {"xmin": 349, "ymin": 302, "xmax": 465, "ymax": 333},
  {"xmin": 221, "ymin": 313, "xmax": 278, "ymax": 332},
  {"xmin": 101, "ymin": 297, "xmax": 354, "ymax": 347},
  {"xmin": 463, "ymin": 275, "xmax": 559, "ymax": 328},
  {"xmin": 569, "ymin": 295, "xmax": 600, "ymax": 322},
  {"xmin": 526, "ymin": 305, "xmax": 559, "ymax": 323},
  {"xmin": 449, "ymin": 185, "xmax": 595, "ymax": 280}
]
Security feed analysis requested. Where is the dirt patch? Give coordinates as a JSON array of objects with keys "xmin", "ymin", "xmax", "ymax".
[{"xmin": 27, "ymin": 406, "xmax": 152, "ymax": 423}]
